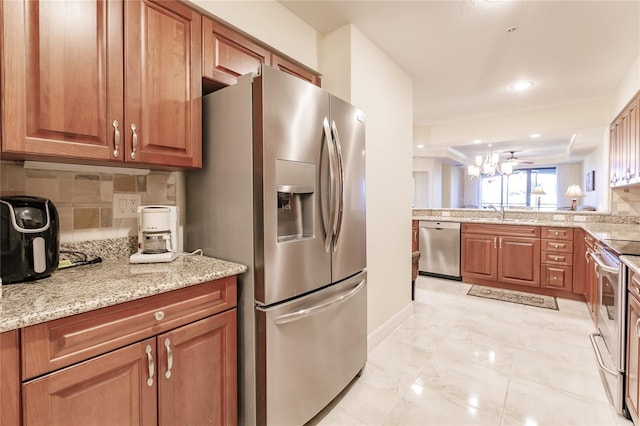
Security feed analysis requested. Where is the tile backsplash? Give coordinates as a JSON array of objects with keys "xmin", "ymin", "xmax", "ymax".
[
  {"xmin": 611, "ymin": 186, "xmax": 640, "ymax": 216},
  {"xmin": 0, "ymin": 161, "xmax": 177, "ymax": 243}
]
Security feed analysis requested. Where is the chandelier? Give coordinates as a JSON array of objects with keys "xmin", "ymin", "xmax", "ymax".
[{"xmin": 467, "ymin": 144, "xmax": 515, "ymax": 178}]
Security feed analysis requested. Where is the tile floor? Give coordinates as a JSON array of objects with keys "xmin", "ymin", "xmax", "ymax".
[{"xmin": 310, "ymin": 275, "xmax": 634, "ymax": 426}]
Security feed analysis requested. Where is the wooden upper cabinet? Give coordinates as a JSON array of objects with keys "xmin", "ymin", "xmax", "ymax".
[
  {"xmin": 1, "ymin": 0, "xmax": 202, "ymax": 168},
  {"xmin": 125, "ymin": 0, "xmax": 202, "ymax": 168},
  {"xmin": 271, "ymin": 53, "xmax": 321, "ymax": 87},
  {"xmin": 2, "ymin": 0, "xmax": 124, "ymax": 161},
  {"xmin": 610, "ymin": 91, "xmax": 640, "ymax": 187},
  {"xmin": 202, "ymin": 17, "xmax": 269, "ymax": 86}
]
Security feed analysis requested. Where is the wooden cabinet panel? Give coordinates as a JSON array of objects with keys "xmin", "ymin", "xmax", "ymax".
[
  {"xmin": 23, "ymin": 338, "xmax": 157, "ymax": 426},
  {"xmin": 627, "ymin": 293, "xmax": 640, "ymax": 425},
  {"xmin": 572, "ymin": 228, "xmax": 587, "ymax": 295},
  {"xmin": 541, "ymin": 227, "xmax": 573, "ymax": 240},
  {"xmin": 2, "ymin": 0, "xmax": 123, "ymax": 161},
  {"xmin": 125, "ymin": 0, "xmax": 202, "ymax": 168},
  {"xmin": 22, "ymin": 277, "xmax": 236, "ymax": 380},
  {"xmin": 541, "ymin": 265, "xmax": 573, "ymax": 291},
  {"xmin": 461, "ymin": 233, "xmax": 498, "ymax": 280},
  {"xmin": 542, "ymin": 252, "xmax": 573, "ymax": 266},
  {"xmin": 412, "ymin": 220, "xmax": 419, "ymax": 252},
  {"xmin": 158, "ymin": 309, "xmax": 237, "ymax": 426},
  {"xmin": 498, "ymin": 236, "xmax": 541, "ymax": 287},
  {"xmin": 610, "ymin": 91, "xmax": 640, "ymax": 187},
  {"xmin": 1, "ymin": 330, "xmax": 20, "ymax": 426},
  {"xmin": 271, "ymin": 53, "xmax": 321, "ymax": 87},
  {"xmin": 202, "ymin": 17, "xmax": 269, "ymax": 86},
  {"xmin": 542, "ymin": 239, "xmax": 573, "ymax": 254},
  {"xmin": 462, "ymin": 223, "xmax": 540, "ymax": 237},
  {"xmin": 631, "ymin": 269, "xmax": 640, "ymax": 297}
]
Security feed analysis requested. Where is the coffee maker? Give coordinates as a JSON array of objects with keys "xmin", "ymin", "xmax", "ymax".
[{"xmin": 129, "ymin": 205, "xmax": 179, "ymax": 264}]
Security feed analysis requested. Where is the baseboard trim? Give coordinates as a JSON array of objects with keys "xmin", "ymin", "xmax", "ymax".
[{"xmin": 367, "ymin": 302, "xmax": 413, "ymax": 352}]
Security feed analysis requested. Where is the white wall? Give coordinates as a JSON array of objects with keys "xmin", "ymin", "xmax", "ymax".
[
  {"xmin": 413, "ymin": 157, "xmax": 442, "ymax": 207},
  {"xmin": 582, "ymin": 128, "xmax": 610, "ymax": 211},
  {"xmin": 190, "ymin": 0, "xmax": 319, "ymax": 70},
  {"xmin": 321, "ymin": 25, "xmax": 413, "ymax": 335},
  {"xmin": 413, "ymin": 171, "xmax": 429, "ymax": 208},
  {"xmin": 612, "ymin": 55, "xmax": 640, "ymax": 116}
]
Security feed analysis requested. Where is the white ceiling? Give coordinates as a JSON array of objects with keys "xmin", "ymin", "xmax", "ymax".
[{"xmin": 279, "ymin": 0, "xmax": 640, "ymax": 165}]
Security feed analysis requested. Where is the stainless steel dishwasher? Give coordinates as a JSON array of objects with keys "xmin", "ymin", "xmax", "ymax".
[{"xmin": 418, "ymin": 221, "xmax": 461, "ymax": 280}]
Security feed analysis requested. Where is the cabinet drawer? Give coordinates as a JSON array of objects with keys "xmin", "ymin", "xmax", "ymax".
[
  {"xmin": 541, "ymin": 265, "xmax": 573, "ymax": 291},
  {"xmin": 542, "ymin": 251, "xmax": 573, "ymax": 266},
  {"xmin": 462, "ymin": 223, "xmax": 540, "ymax": 237},
  {"xmin": 542, "ymin": 239, "xmax": 573, "ymax": 253},
  {"xmin": 541, "ymin": 227, "xmax": 573, "ymax": 240},
  {"xmin": 21, "ymin": 277, "xmax": 236, "ymax": 380},
  {"xmin": 630, "ymin": 268, "xmax": 640, "ymax": 297}
]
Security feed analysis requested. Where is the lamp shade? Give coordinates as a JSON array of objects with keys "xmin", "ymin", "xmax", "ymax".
[
  {"xmin": 531, "ymin": 185, "xmax": 546, "ymax": 195},
  {"xmin": 564, "ymin": 184, "xmax": 585, "ymax": 198}
]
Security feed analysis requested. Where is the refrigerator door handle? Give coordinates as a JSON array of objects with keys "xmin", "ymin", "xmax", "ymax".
[
  {"xmin": 331, "ymin": 120, "xmax": 345, "ymax": 251},
  {"xmin": 274, "ymin": 280, "xmax": 365, "ymax": 325},
  {"xmin": 323, "ymin": 117, "xmax": 338, "ymax": 252}
]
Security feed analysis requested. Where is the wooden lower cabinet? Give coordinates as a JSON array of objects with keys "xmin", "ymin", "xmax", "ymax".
[
  {"xmin": 23, "ymin": 338, "xmax": 158, "ymax": 425},
  {"xmin": 1, "ymin": 330, "xmax": 20, "ymax": 426},
  {"xmin": 412, "ymin": 220, "xmax": 419, "ymax": 252},
  {"xmin": 461, "ymin": 224, "xmax": 540, "ymax": 288},
  {"xmin": 22, "ymin": 310, "xmax": 237, "ymax": 426},
  {"xmin": 627, "ymin": 292, "xmax": 640, "ymax": 425}
]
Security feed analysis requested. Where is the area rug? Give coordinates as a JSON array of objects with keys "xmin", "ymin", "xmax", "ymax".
[{"xmin": 467, "ymin": 285, "xmax": 559, "ymax": 310}]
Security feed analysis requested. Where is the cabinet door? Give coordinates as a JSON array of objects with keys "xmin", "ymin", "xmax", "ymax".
[
  {"xmin": 202, "ymin": 17, "xmax": 269, "ymax": 86},
  {"xmin": 1, "ymin": 0, "xmax": 124, "ymax": 161},
  {"xmin": 271, "ymin": 54, "xmax": 321, "ymax": 87},
  {"xmin": 125, "ymin": 0, "xmax": 202, "ymax": 168},
  {"xmin": 23, "ymin": 338, "xmax": 157, "ymax": 426},
  {"xmin": 627, "ymin": 294, "xmax": 640, "ymax": 424},
  {"xmin": 541, "ymin": 265, "xmax": 572, "ymax": 291},
  {"xmin": 629, "ymin": 96, "xmax": 639, "ymax": 183},
  {"xmin": 461, "ymin": 233, "xmax": 497, "ymax": 280},
  {"xmin": 158, "ymin": 309, "xmax": 237, "ymax": 426},
  {"xmin": 498, "ymin": 236, "xmax": 540, "ymax": 287},
  {"xmin": 572, "ymin": 228, "xmax": 587, "ymax": 295},
  {"xmin": 1, "ymin": 330, "xmax": 20, "ymax": 426}
]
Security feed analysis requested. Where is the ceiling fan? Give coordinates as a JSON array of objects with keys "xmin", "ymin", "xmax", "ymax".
[{"xmin": 504, "ymin": 151, "xmax": 534, "ymax": 165}]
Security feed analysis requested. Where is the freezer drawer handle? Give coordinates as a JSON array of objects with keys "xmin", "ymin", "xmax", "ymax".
[
  {"xmin": 274, "ymin": 280, "xmax": 365, "ymax": 325},
  {"xmin": 589, "ymin": 332, "xmax": 619, "ymax": 376}
]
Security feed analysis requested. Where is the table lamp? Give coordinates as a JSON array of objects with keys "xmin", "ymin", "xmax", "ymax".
[
  {"xmin": 564, "ymin": 184, "xmax": 585, "ymax": 211},
  {"xmin": 531, "ymin": 185, "xmax": 546, "ymax": 210}
]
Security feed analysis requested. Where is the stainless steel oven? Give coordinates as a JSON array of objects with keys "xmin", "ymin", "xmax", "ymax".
[{"xmin": 589, "ymin": 241, "xmax": 627, "ymax": 416}]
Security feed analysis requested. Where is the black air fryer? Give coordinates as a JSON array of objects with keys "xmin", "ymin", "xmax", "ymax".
[{"xmin": 0, "ymin": 196, "xmax": 59, "ymax": 283}]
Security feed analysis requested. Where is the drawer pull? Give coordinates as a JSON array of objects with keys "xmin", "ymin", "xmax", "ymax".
[
  {"xmin": 112, "ymin": 120, "xmax": 120, "ymax": 157},
  {"xmin": 554, "ymin": 257, "xmax": 560, "ymax": 261},
  {"xmin": 145, "ymin": 345, "xmax": 155, "ymax": 387},
  {"xmin": 154, "ymin": 311, "xmax": 165, "ymax": 321},
  {"xmin": 165, "ymin": 338, "xmax": 173, "ymax": 379},
  {"xmin": 636, "ymin": 287, "xmax": 640, "ymax": 295},
  {"xmin": 554, "ymin": 231, "xmax": 559, "ymax": 236},
  {"xmin": 131, "ymin": 123, "xmax": 138, "ymax": 160},
  {"xmin": 493, "ymin": 237, "xmax": 497, "ymax": 249},
  {"xmin": 553, "ymin": 276, "xmax": 558, "ymax": 280}
]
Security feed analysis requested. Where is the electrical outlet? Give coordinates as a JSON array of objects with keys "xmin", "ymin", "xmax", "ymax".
[{"xmin": 113, "ymin": 193, "xmax": 141, "ymax": 219}]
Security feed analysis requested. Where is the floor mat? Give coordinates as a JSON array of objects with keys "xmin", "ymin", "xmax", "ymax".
[{"xmin": 467, "ymin": 285, "xmax": 559, "ymax": 310}]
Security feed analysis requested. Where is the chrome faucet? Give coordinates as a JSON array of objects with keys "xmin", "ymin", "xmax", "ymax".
[{"xmin": 488, "ymin": 204, "xmax": 505, "ymax": 220}]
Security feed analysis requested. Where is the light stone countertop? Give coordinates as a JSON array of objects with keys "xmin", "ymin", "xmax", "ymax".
[
  {"xmin": 623, "ymin": 255, "xmax": 640, "ymax": 272},
  {"xmin": 0, "ymin": 255, "xmax": 247, "ymax": 333}
]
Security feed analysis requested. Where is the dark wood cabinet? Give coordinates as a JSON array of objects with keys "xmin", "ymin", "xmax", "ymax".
[
  {"xmin": 627, "ymin": 287, "xmax": 640, "ymax": 425},
  {"xmin": 540, "ymin": 227, "xmax": 574, "ymax": 292},
  {"xmin": 20, "ymin": 278, "xmax": 237, "ymax": 425},
  {"xmin": 610, "ymin": 91, "xmax": 640, "ymax": 187},
  {"xmin": 572, "ymin": 228, "xmax": 587, "ymax": 295},
  {"xmin": 1, "ymin": 0, "xmax": 202, "ymax": 168},
  {"xmin": 201, "ymin": 17, "xmax": 321, "ymax": 91},
  {"xmin": 412, "ymin": 220, "xmax": 419, "ymax": 252},
  {"xmin": 461, "ymin": 223, "xmax": 540, "ymax": 289},
  {"xmin": 1, "ymin": 330, "xmax": 20, "ymax": 426}
]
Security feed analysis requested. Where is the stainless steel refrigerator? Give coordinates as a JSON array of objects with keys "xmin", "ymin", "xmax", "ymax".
[{"xmin": 185, "ymin": 66, "xmax": 367, "ymax": 426}]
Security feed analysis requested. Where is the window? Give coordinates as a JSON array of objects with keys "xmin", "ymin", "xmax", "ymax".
[{"xmin": 480, "ymin": 168, "xmax": 557, "ymax": 210}]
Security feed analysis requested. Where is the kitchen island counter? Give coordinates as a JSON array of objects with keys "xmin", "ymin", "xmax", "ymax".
[{"xmin": 0, "ymin": 255, "xmax": 246, "ymax": 333}]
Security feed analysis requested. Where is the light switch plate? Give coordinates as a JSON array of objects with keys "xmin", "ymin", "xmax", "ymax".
[
  {"xmin": 552, "ymin": 215, "xmax": 566, "ymax": 221},
  {"xmin": 573, "ymin": 215, "xmax": 587, "ymax": 222},
  {"xmin": 113, "ymin": 193, "xmax": 141, "ymax": 218}
]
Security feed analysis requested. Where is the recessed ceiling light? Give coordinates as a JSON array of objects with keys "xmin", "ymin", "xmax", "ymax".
[
  {"xmin": 416, "ymin": 144, "xmax": 424, "ymax": 148},
  {"xmin": 473, "ymin": 139, "xmax": 482, "ymax": 144},
  {"xmin": 511, "ymin": 80, "xmax": 534, "ymax": 91},
  {"xmin": 530, "ymin": 133, "xmax": 541, "ymax": 138}
]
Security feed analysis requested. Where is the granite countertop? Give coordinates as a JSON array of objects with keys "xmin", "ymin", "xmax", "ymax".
[
  {"xmin": 623, "ymin": 255, "xmax": 640, "ymax": 271},
  {"xmin": 0, "ymin": 255, "xmax": 247, "ymax": 333}
]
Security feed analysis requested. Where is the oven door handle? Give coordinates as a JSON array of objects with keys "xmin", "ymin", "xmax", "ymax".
[
  {"xmin": 589, "ymin": 332, "xmax": 619, "ymax": 376},
  {"xmin": 589, "ymin": 251, "xmax": 619, "ymax": 275}
]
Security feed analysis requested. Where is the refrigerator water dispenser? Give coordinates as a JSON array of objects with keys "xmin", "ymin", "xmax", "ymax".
[{"xmin": 276, "ymin": 160, "xmax": 314, "ymax": 242}]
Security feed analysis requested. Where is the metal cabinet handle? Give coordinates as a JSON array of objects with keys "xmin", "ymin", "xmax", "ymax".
[
  {"xmin": 554, "ymin": 231, "xmax": 559, "ymax": 236},
  {"xmin": 145, "ymin": 344, "xmax": 155, "ymax": 387},
  {"xmin": 130, "ymin": 123, "xmax": 138, "ymax": 159},
  {"xmin": 493, "ymin": 237, "xmax": 497, "ymax": 249},
  {"xmin": 164, "ymin": 338, "xmax": 173, "ymax": 379},
  {"xmin": 112, "ymin": 120, "xmax": 120, "ymax": 157},
  {"xmin": 322, "ymin": 117, "xmax": 337, "ymax": 253},
  {"xmin": 636, "ymin": 287, "xmax": 640, "ymax": 295}
]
